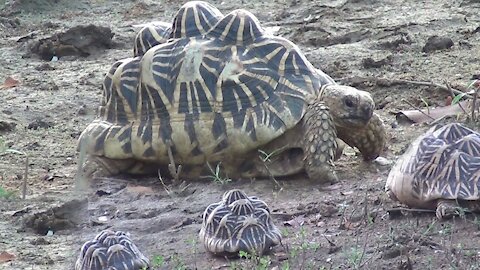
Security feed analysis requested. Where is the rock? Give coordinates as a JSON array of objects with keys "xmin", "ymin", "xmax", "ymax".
[
  {"xmin": 76, "ymin": 104, "xmax": 87, "ymax": 115},
  {"xmin": 29, "ymin": 24, "xmax": 115, "ymax": 61},
  {"xmin": 422, "ymin": 36, "xmax": 454, "ymax": 53},
  {"xmin": 27, "ymin": 119, "xmax": 53, "ymax": 130},
  {"xmin": 0, "ymin": 120, "xmax": 16, "ymax": 132},
  {"xmin": 362, "ymin": 54, "xmax": 393, "ymax": 69}
]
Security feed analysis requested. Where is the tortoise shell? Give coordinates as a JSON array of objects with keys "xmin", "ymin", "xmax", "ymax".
[
  {"xmin": 133, "ymin": 1, "xmax": 223, "ymax": 57},
  {"xmin": 386, "ymin": 123, "xmax": 480, "ymax": 209},
  {"xmin": 199, "ymin": 189, "xmax": 282, "ymax": 255},
  {"xmin": 75, "ymin": 230, "xmax": 149, "ymax": 270},
  {"xmin": 81, "ymin": 6, "xmax": 335, "ymax": 166}
]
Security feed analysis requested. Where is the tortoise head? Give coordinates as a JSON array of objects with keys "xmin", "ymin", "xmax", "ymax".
[{"xmin": 320, "ymin": 84, "xmax": 375, "ymax": 128}]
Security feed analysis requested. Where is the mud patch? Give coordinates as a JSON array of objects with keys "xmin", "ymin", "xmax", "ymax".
[{"xmin": 22, "ymin": 197, "xmax": 88, "ymax": 235}]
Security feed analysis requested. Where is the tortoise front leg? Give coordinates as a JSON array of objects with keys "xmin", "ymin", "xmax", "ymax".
[
  {"xmin": 336, "ymin": 113, "xmax": 386, "ymax": 161},
  {"xmin": 301, "ymin": 102, "xmax": 338, "ymax": 183}
]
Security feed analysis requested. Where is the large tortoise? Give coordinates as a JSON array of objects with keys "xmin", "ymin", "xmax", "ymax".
[
  {"xmin": 386, "ymin": 123, "xmax": 480, "ymax": 219},
  {"xmin": 79, "ymin": 1, "xmax": 386, "ymax": 182},
  {"xmin": 199, "ymin": 189, "xmax": 282, "ymax": 256}
]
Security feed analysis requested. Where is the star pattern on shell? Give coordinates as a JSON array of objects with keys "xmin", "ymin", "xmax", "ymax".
[
  {"xmin": 75, "ymin": 230, "xmax": 149, "ymax": 270},
  {"xmin": 199, "ymin": 189, "xmax": 282, "ymax": 255}
]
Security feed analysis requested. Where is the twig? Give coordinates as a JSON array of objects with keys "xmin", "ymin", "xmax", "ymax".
[
  {"xmin": 471, "ymin": 86, "xmax": 478, "ymax": 121},
  {"xmin": 157, "ymin": 169, "xmax": 190, "ymax": 197},
  {"xmin": 166, "ymin": 141, "xmax": 182, "ymax": 182},
  {"xmin": 401, "ymin": 98, "xmax": 436, "ymax": 121},
  {"xmin": 157, "ymin": 170, "xmax": 172, "ymax": 195},
  {"xmin": 2, "ymin": 149, "xmax": 30, "ymax": 199},
  {"xmin": 341, "ymin": 77, "xmax": 470, "ymax": 98},
  {"xmin": 262, "ymin": 163, "xmax": 283, "ymax": 190},
  {"xmin": 22, "ymin": 156, "xmax": 28, "ymax": 200},
  {"xmin": 75, "ymin": 136, "xmax": 89, "ymax": 191},
  {"xmin": 385, "ymin": 207, "xmax": 436, "ymax": 213}
]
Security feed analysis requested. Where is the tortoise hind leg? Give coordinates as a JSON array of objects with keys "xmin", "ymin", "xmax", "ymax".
[
  {"xmin": 301, "ymin": 102, "xmax": 338, "ymax": 183},
  {"xmin": 436, "ymin": 199, "xmax": 461, "ymax": 219},
  {"xmin": 436, "ymin": 199, "xmax": 480, "ymax": 219},
  {"xmin": 80, "ymin": 156, "xmax": 159, "ymax": 178}
]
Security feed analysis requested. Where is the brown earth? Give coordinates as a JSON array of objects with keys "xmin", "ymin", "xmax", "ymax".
[{"xmin": 1, "ymin": 0, "xmax": 480, "ymax": 269}]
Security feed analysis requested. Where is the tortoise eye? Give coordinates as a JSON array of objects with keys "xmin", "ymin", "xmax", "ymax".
[{"xmin": 344, "ymin": 98, "xmax": 355, "ymax": 108}]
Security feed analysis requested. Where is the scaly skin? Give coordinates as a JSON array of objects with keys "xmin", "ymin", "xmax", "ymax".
[
  {"xmin": 302, "ymin": 102, "xmax": 338, "ymax": 183},
  {"xmin": 336, "ymin": 113, "xmax": 386, "ymax": 161}
]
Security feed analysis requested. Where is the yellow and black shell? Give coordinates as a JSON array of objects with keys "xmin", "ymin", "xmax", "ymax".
[
  {"xmin": 80, "ymin": 4, "xmax": 335, "ymax": 167},
  {"xmin": 386, "ymin": 123, "xmax": 480, "ymax": 208},
  {"xmin": 133, "ymin": 1, "xmax": 223, "ymax": 57},
  {"xmin": 75, "ymin": 230, "xmax": 149, "ymax": 270},
  {"xmin": 199, "ymin": 189, "xmax": 282, "ymax": 255}
]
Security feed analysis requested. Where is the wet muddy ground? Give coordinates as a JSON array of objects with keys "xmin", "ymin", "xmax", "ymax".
[{"xmin": 1, "ymin": 0, "xmax": 480, "ymax": 269}]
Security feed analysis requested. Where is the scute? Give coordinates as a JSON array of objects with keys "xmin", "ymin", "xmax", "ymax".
[
  {"xmin": 170, "ymin": 1, "xmax": 224, "ymax": 39},
  {"xmin": 134, "ymin": 22, "xmax": 171, "ymax": 57},
  {"xmin": 207, "ymin": 9, "xmax": 264, "ymax": 44}
]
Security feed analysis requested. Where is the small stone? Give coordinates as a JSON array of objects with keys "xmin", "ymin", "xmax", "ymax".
[
  {"xmin": 422, "ymin": 36, "xmax": 454, "ymax": 53},
  {"xmin": 77, "ymin": 104, "xmax": 87, "ymax": 115},
  {"xmin": 27, "ymin": 119, "xmax": 53, "ymax": 130},
  {"xmin": 0, "ymin": 120, "xmax": 16, "ymax": 132},
  {"xmin": 98, "ymin": 216, "xmax": 109, "ymax": 222},
  {"xmin": 384, "ymin": 96, "xmax": 393, "ymax": 103},
  {"xmin": 362, "ymin": 54, "xmax": 393, "ymax": 68},
  {"xmin": 374, "ymin": 156, "xmax": 392, "ymax": 166}
]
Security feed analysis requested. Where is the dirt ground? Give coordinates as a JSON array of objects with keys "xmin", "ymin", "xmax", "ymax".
[{"xmin": 1, "ymin": 0, "xmax": 479, "ymax": 269}]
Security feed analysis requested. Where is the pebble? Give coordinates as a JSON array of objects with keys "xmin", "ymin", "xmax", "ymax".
[
  {"xmin": 0, "ymin": 120, "xmax": 16, "ymax": 132},
  {"xmin": 374, "ymin": 156, "xmax": 393, "ymax": 166},
  {"xmin": 422, "ymin": 35, "xmax": 454, "ymax": 52}
]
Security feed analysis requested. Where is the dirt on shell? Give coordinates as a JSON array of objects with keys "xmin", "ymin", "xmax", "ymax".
[{"xmin": 1, "ymin": 0, "xmax": 480, "ymax": 269}]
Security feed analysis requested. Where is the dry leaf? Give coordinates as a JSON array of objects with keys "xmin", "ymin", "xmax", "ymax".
[
  {"xmin": 126, "ymin": 184, "xmax": 154, "ymax": 195},
  {"xmin": 445, "ymin": 96, "xmax": 452, "ymax": 106},
  {"xmin": 283, "ymin": 216, "xmax": 305, "ymax": 228},
  {"xmin": 0, "ymin": 77, "xmax": 20, "ymax": 89},
  {"xmin": 396, "ymin": 100, "xmax": 469, "ymax": 124},
  {"xmin": 0, "ymin": 251, "xmax": 16, "ymax": 263}
]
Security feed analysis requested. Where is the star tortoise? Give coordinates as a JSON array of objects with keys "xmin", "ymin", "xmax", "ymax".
[
  {"xmin": 75, "ymin": 230, "xmax": 149, "ymax": 270},
  {"xmin": 79, "ymin": 1, "xmax": 386, "ymax": 182},
  {"xmin": 386, "ymin": 123, "xmax": 480, "ymax": 219},
  {"xmin": 199, "ymin": 189, "xmax": 282, "ymax": 256}
]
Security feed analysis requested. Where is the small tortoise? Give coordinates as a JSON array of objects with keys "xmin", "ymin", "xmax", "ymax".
[
  {"xmin": 79, "ymin": 1, "xmax": 386, "ymax": 182},
  {"xmin": 199, "ymin": 189, "xmax": 282, "ymax": 255},
  {"xmin": 133, "ymin": 1, "xmax": 223, "ymax": 57},
  {"xmin": 75, "ymin": 230, "xmax": 149, "ymax": 270},
  {"xmin": 386, "ymin": 123, "xmax": 480, "ymax": 219}
]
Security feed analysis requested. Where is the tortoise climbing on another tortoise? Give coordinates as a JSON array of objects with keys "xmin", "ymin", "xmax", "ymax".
[
  {"xmin": 199, "ymin": 189, "xmax": 282, "ymax": 255},
  {"xmin": 79, "ymin": 1, "xmax": 386, "ymax": 182},
  {"xmin": 75, "ymin": 230, "xmax": 149, "ymax": 270},
  {"xmin": 386, "ymin": 123, "xmax": 480, "ymax": 219}
]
